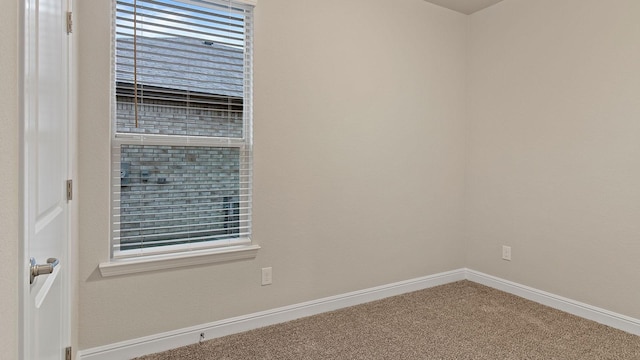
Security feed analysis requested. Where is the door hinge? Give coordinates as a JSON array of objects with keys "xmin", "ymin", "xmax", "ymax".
[
  {"xmin": 65, "ymin": 347, "xmax": 72, "ymax": 360},
  {"xmin": 66, "ymin": 12, "xmax": 73, "ymax": 34},
  {"xmin": 66, "ymin": 179, "xmax": 73, "ymax": 201}
]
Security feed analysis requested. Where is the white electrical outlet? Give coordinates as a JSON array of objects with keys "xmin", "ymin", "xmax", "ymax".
[
  {"xmin": 502, "ymin": 245, "xmax": 512, "ymax": 261},
  {"xmin": 261, "ymin": 267, "xmax": 273, "ymax": 286}
]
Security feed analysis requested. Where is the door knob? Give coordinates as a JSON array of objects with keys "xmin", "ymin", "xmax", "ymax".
[{"xmin": 30, "ymin": 257, "xmax": 59, "ymax": 284}]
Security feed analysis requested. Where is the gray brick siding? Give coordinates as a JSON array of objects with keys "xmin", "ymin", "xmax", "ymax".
[
  {"xmin": 116, "ymin": 97, "xmax": 243, "ymax": 138},
  {"xmin": 118, "ymin": 144, "xmax": 241, "ymax": 249}
]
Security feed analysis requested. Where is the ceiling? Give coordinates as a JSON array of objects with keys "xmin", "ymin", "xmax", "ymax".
[{"xmin": 423, "ymin": 0, "xmax": 504, "ymax": 15}]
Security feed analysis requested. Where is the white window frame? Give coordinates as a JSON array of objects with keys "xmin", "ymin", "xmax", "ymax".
[{"xmin": 100, "ymin": 0, "xmax": 259, "ymax": 276}]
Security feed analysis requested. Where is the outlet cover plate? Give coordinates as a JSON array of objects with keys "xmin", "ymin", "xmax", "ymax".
[
  {"xmin": 502, "ymin": 246, "xmax": 511, "ymax": 261},
  {"xmin": 262, "ymin": 267, "xmax": 272, "ymax": 285}
]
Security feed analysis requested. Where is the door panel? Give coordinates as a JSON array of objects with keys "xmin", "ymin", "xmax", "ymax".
[{"xmin": 24, "ymin": 0, "xmax": 70, "ymax": 358}]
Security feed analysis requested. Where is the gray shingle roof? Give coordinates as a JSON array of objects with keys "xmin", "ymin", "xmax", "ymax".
[{"xmin": 116, "ymin": 36, "xmax": 244, "ymax": 98}]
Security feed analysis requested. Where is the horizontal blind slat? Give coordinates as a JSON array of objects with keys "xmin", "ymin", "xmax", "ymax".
[
  {"xmin": 116, "ymin": 53, "xmax": 243, "ymax": 75},
  {"xmin": 115, "ymin": 8, "xmax": 245, "ymax": 35},
  {"xmin": 116, "ymin": 0, "xmax": 249, "ymax": 19},
  {"xmin": 116, "ymin": 211, "xmax": 251, "ymax": 225},
  {"xmin": 115, "ymin": 33, "xmax": 245, "ymax": 56},
  {"xmin": 114, "ymin": 231, "xmax": 252, "ymax": 249},
  {"xmin": 116, "ymin": 226, "xmax": 251, "ymax": 242},
  {"xmin": 116, "ymin": 69, "xmax": 243, "ymax": 89}
]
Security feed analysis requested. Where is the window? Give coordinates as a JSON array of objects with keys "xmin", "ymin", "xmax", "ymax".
[{"xmin": 111, "ymin": 0, "xmax": 255, "ymax": 261}]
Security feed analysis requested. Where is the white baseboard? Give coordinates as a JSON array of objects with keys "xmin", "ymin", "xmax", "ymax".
[
  {"xmin": 466, "ymin": 269, "xmax": 640, "ymax": 336},
  {"xmin": 77, "ymin": 269, "xmax": 466, "ymax": 360},
  {"xmin": 78, "ymin": 268, "xmax": 640, "ymax": 359}
]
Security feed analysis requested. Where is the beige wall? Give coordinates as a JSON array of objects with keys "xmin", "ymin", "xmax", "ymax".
[
  {"xmin": 467, "ymin": 0, "xmax": 640, "ymax": 318},
  {"xmin": 0, "ymin": 0, "xmax": 19, "ymax": 358},
  {"xmin": 77, "ymin": 0, "xmax": 468, "ymax": 349}
]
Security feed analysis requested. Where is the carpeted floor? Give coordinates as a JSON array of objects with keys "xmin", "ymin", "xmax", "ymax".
[{"xmin": 135, "ymin": 281, "xmax": 640, "ymax": 359}]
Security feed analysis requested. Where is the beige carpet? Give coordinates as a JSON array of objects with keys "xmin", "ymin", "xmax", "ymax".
[{"xmin": 135, "ymin": 281, "xmax": 640, "ymax": 359}]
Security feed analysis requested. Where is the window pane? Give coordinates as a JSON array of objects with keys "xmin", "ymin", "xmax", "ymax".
[
  {"xmin": 115, "ymin": 144, "xmax": 248, "ymax": 250},
  {"xmin": 115, "ymin": 0, "xmax": 246, "ymax": 138},
  {"xmin": 111, "ymin": 0, "xmax": 253, "ymax": 257}
]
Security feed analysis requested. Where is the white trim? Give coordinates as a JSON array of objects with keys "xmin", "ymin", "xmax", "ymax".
[
  {"xmin": 77, "ymin": 269, "xmax": 466, "ymax": 360},
  {"xmin": 77, "ymin": 269, "xmax": 640, "ymax": 360},
  {"xmin": 113, "ymin": 237, "xmax": 252, "ymax": 259},
  {"xmin": 98, "ymin": 244, "xmax": 260, "ymax": 277},
  {"xmin": 465, "ymin": 269, "xmax": 640, "ymax": 336},
  {"xmin": 113, "ymin": 133, "xmax": 247, "ymax": 148}
]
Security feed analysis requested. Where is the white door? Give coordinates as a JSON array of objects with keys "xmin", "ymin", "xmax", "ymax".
[{"xmin": 23, "ymin": 0, "xmax": 71, "ymax": 358}]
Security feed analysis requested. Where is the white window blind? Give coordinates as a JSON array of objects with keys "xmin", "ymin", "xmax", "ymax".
[{"xmin": 112, "ymin": 0, "xmax": 253, "ymax": 258}]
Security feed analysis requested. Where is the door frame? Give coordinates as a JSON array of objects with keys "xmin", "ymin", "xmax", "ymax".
[{"xmin": 19, "ymin": 0, "xmax": 76, "ymax": 358}]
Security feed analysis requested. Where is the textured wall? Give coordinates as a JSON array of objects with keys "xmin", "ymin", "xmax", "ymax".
[
  {"xmin": 0, "ymin": 0, "xmax": 19, "ymax": 358},
  {"xmin": 77, "ymin": 0, "xmax": 468, "ymax": 349},
  {"xmin": 466, "ymin": 0, "xmax": 640, "ymax": 318}
]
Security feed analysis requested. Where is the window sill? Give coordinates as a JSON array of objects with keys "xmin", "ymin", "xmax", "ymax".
[{"xmin": 98, "ymin": 244, "xmax": 261, "ymax": 277}]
